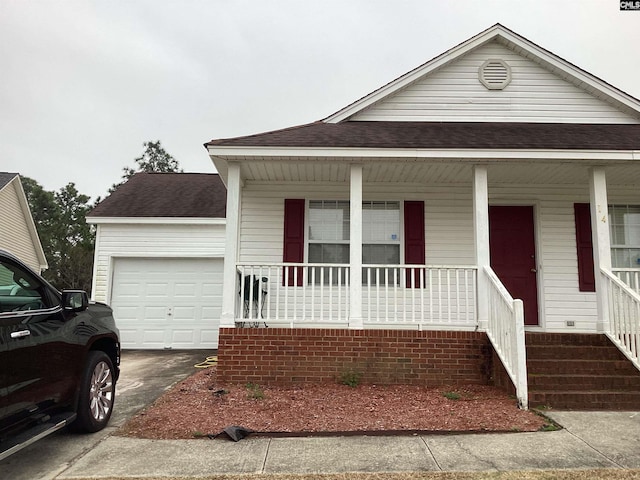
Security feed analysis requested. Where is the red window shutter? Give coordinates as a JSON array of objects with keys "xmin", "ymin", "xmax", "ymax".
[
  {"xmin": 404, "ymin": 201, "xmax": 425, "ymax": 287},
  {"xmin": 574, "ymin": 203, "xmax": 595, "ymax": 292},
  {"xmin": 283, "ymin": 199, "xmax": 305, "ymax": 286}
]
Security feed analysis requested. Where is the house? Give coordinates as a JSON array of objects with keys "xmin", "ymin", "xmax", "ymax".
[
  {"xmin": 205, "ymin": 24, "xmax": 640, "ymax": 409},
  {"xmin": 0, "ymin": 172, "xmax": 48, "ymax": 273},
  {"xmin": 87, "ymin": 173, "xmax": 226, "ymax": 349}
]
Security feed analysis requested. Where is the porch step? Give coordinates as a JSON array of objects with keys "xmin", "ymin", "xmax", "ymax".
[
  {"xmin": 528, "ymin": 374, "xmax": 640, "ymax": 390},
  {"xmin": 525, "ymin": 345, "xmax": 623, "ymax": 361},
  {"xmin": 528, "ymin": 391, "xmax": 640, "ymax": 411},
  {"xmin": 525, "ymin": 333, "xmax": 640, "ymax": 410},
  {"xmin": 527, "ymin": 359, "xmax": 637, "ymax": 376}
]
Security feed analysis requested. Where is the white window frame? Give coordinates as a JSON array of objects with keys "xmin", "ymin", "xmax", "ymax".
[{"xmin": 609, "ymin": 204, "xmax": 640, "ymax": 270}]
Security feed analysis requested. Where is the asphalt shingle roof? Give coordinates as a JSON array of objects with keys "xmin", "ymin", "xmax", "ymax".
[
  {"xmin": 205, "ymin": 122, "xmax": 640, "ymax": 151},
  {"xmin": 88, "ymin": 173, "xmax": 226, "ymax": 218},
  {"xmin": 0, "ymin": 172, "xmax": 18, "ymax": 189}
]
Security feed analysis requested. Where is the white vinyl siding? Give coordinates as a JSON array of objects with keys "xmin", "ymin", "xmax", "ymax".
[
  {"xmin": 92, "ymin": 222, "xmax": 226, "ymax": 304},
  {"xmin": 237, "ymin": 180, "xmax": 640, "ymax": 333},
  {"xmin": 352, "ymin": 41, "xmax": 639, "ymax": 124},
  {"xmin": 0, "ymin": 180, "xmax": 41, "ymax": 272}
]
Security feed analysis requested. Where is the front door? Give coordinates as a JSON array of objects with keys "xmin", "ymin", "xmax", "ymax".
[{"xmin": 489, "ymin": 205, "xmax": 539, "ymax": 326}]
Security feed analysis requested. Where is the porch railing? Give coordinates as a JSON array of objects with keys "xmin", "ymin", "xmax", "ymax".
[
  {"xmin": 362, "ymin": 265, "xmax": 477, "ymax": 327},
  {"xmin": 484, "ymin": 266, "xmax": 528, "ymax": 409},
  {"xmin": 237, "ymin": 263, "xmax": 350, "ymax": 326},
  {"xmin": 236, "ymin": 263, "xmax": 477, "ymax": 328},
  {"xmin": 602, "ymin": 269, "xmax": 640, "ymax": 372},
  {"xmin": 612, "ymin": 269, "xmax": 640, "ymax": 296}
]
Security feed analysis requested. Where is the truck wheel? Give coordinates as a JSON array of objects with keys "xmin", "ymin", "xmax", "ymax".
[{"xmin": 73, "ymin": 351, "xmax": 115, "ymax": 432}]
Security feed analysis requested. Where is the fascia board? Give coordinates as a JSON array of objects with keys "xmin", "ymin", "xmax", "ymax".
[
  {"xmin": 86, "ymin": 217, "xmax": 226, "ymax": 225},
  {"xmin": 206, "ymin": 146, "xmax": 640, "ymax": 162},
  {"xmin": 497, "ymin": 33, "xmax": 640, "ymax": 115}
]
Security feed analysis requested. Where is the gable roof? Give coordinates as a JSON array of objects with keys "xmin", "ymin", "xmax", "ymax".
[
  {"xmin": 88, "ymin": 173, "xmax": 226, "ymax": 218},
  {"xmin": 205, "ymin": 24, "xmax": 640, "ymax": 157},
  {"xmin": 325, "ymin": 23, "xmax": 640, "ymax": 123},
  {"xmin": 0, "ymin": 172, "xmax": 48, "ymax": 272},
  {"xmin": 0, "ymin": 172, "xmax": 18, "ymax": 189}
]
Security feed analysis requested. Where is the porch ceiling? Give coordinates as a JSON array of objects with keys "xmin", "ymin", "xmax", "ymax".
[{"xmin": 239, "ymin": 160, "xmax": 640, "ymax": 186}]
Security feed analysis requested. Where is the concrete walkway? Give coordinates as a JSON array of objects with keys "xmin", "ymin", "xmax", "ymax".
[{"xmin": 59, "ymin": 411, "xmax": 640, "ymax": 478}]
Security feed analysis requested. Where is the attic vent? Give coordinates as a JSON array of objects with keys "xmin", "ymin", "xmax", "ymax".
[{"xmin": 479, "ymin": 59, "xmax": 511, "ymax": 90}]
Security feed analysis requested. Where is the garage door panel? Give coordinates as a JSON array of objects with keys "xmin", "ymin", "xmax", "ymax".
[
  {"xmin": 174, "ymin": 283, "xmax": 199, "ymax": 298},
  {"xmin": 111, "ymin": 258, "xmax": 222, "ymax": 349},
  {"xmin": 172, "ymin": 306, "xmax": 196, "ymax": 320}
]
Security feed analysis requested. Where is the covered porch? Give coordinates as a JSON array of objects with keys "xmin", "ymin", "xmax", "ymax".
[{"xmin": 212, "ymin": 152, "xmax": 640, "ymax": 408}]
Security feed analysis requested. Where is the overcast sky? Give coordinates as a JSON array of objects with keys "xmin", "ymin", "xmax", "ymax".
[{"xmin": 1, "ymin": 1, "xmax": 639, "ymax": 201}]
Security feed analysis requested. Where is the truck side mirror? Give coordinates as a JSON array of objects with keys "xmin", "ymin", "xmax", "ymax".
[{"xmin": 62, "ymin": 290, "xmax": 89, "ymax": 312}]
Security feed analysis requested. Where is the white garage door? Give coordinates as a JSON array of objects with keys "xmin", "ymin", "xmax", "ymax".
[{"xmin": 111, "ymin": 257, "xmax": 223, "ymax": 349}]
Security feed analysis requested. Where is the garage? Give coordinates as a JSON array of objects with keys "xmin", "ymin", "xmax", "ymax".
[{"xmin": 110, "ymin": 257, "xmax": 223, "ymax": 349}]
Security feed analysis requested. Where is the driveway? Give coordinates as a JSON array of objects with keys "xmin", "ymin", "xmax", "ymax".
[{"xmin": 0, "ymin": 349, "xmax": 209, "ymax": 480}]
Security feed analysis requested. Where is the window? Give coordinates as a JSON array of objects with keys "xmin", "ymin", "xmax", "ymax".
[
  {"xmin": 307, "ymin": 200, "xmax": 401, "ymax": 284},
  {"xmin": 0, "ymin": 260, "xmax": 45, "ymax": 313},
  {"xmin": 362, "ymin": 201, "xmax": 400, "ymax": 265},
  {"xmin": 308, "ymin": 200, "xmax": 350, "ymax": 284},
  {"xmin": 363, "ymin": 201, "xmax": 400, "ymax": 285},
  {"xmin": 609, "ymin": 205, "xmax": 640, "ymax": 269}
]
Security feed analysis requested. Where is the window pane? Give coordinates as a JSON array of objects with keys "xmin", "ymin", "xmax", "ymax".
[
  {"xmin": 309, "ymin": 243, "xmax": 349, "ymax": 264},
  {"xmin": 309, "ymin": 200, "xmax": 350, "ymax": 241},
  {"xmin": 362, "ymin": 244, "xmax": 400, "ymax": 265},
  {"xmin": 363, "ymin": 201, "xmax": 400, "ymax": 243}
]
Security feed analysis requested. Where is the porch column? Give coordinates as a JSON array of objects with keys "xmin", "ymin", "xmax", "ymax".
[
  {"xmin": 473, "ymin": 165, "xmax": 490, "ymax": 330},
  {"xmin": 220, "ymin": 162, "xmax": 242, "ymax": 328},
  {"xmin": 349, "ymin": 164, "xmax": 363, "ymax": 329},
  {"xmin": 589, "ymin": 166, "xmax": 611, "ymax": 333}
]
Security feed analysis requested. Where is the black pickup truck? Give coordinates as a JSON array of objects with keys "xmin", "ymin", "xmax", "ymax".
[{"xmin": 0, "ymin": 249, "xmax": 120, "ymax": 460}]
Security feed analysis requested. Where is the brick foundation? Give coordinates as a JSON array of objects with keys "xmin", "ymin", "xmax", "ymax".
[{"xmin": 217, "ymin": 328, "xmax": 492, "ymax": 386}]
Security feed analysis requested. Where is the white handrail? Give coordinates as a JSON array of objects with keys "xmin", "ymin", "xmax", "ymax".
[
  {"xmin": 484, "ymin": 266, "xmax": 528, "ymax": 410},
  {"xmin": 602, "ymin": 269, "xmax": 640, "ymax": 372}
]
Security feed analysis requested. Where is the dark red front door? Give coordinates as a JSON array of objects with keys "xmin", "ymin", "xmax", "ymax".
[{"xmin": 489, "ymin": 206, "xmax": 539, "ymax": 326}]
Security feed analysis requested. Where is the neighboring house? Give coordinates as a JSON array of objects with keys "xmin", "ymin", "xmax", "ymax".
[
  {"xmin": 205, "ymin": 24, "xmax": 640, "ymax": 409},
  {"xmin": 87, "ymin": 173, "xmax": 226, "ymax": 349},
  {"xmin": 0, "ymin": 172, "xmax": 48, "ymax": 273}
]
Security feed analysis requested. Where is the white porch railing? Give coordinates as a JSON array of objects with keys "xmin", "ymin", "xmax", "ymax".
[
  {"xmin": 362, "ymin": 265, "xmax": 477, "ymax": 327},
  {"xmin": 237, "ymin": 263, "xmax": 350, "ymax": 326},
  {"xmin": 484, "ymin": 266, "xmax": 528, "ymax": 410},
  {"xmin": 235, "ymin": 263, "xmax": 477, "ymax": 328},
  {"xmin": 612, "ymin": 269, "xmax": 640, "ymax": 296},
  {"xmin": 602, "ymin": 269, "xmax": 640, "ymax": 372}
]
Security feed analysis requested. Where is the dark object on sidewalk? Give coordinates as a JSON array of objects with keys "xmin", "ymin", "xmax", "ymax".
[{"xmin": 209, "ymin": 425, "xmax": 255, "ymax": 442}]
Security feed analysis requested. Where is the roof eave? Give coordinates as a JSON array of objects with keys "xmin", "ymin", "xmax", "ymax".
[
  {"xmin": 206, "ymin": 145, "xmax": 640, "ymax": 162},
  {"xmin": 87, "ymin": 216, "xmax": 226, "ymax": 225}
]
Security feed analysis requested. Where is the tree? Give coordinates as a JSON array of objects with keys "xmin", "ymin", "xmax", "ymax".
[
  {"xmin": 21, "ymin": 177, "xmax": 95, "ymax": 294},
  {"xmin": 110, "ymin": 140, "xmax": 182, "ymax": 192}
]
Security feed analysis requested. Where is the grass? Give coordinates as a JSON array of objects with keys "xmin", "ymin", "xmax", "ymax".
[
  {"xmin": 245, "ymin": 382, "xmax": 266, "ymax": 400},
  {"xmin": 443, "ymin": 391, "xmax": 462, "ymax": 401},
  {"xmin": 339, "ymin": 369, "xmax": 362, "ymax": 388}
]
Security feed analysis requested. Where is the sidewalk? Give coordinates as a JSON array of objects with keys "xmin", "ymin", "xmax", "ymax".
[{"xmin": 58, "ymin": 411, "xmax": 640, "ymax": 478}]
